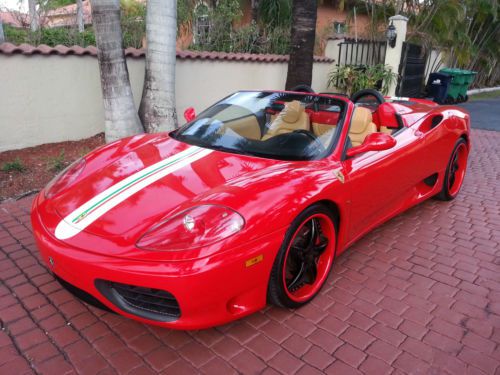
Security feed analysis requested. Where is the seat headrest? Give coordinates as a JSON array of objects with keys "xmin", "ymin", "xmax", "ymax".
[
  {"xmin": 281, "ymin": 100, "xmax": 304, "ymax": 123},
  {"xmin": 350, "ymin": 107, "xmax": 373, "ymax": 134}
]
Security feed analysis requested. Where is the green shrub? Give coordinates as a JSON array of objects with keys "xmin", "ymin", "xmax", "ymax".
[
  {"xmin": 188, "ymin": 0, "xmax": 291, "ymax": 55},
  {"xmin": 177, "ymin": 0, "xmax": 192, "ymax": 31},
  {"xmin": 4, "ymin": 25, "xmax": 29, "ymax": 45},
  {"xmin": 47, "ymin": 150, "xmax": 67, "ymax": 172},
  {"xmin": 1, "ymin": 158, "xmax": 26, "ymax": 173},
  {"xmin": 230, "ymin": 23, "xmax": 261, "ymax": 54},
  {"xmin": 328, "ymin": 64, "xmax": 398, "ymax": 96},
  {"xmin": 5, "ymin": 24, "xmax": 96, "ymax": 47},
  {"xmin": 40, "ymin": 27, "xmax": 72, "ymax": 45},
  {"xmin": 77, "ymin": 28, "xmax": 96, "ymax": 46},
  {"xmin": 39, "ymin": 27, "xmax": 96, "ymax": 47},
  {"xmin": 121, "ymin": 0, "xmax": 146, "ymax": 49},
  {"xmin": 260, "ymin": 26, "xmax": 290, "ymax": 55},
  {"xmin": 44, "ymin": 0, "xmax": 74, "ymax": 9},
  {"xmin": 193, "ymin": 0, "xmax": 242, "ymax": 53},
  {"xmin": 121, "ymin": 20, "xmax": 145, "ymax": 49}
]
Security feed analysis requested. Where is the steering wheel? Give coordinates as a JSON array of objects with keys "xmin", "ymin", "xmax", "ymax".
[
  {"xmin": 351, "ymin": 89, "xmax": 385, "ymax": 111},
  {"xmin": 293, "ymin": 130, "xmax": 326, "ymax": 152}
]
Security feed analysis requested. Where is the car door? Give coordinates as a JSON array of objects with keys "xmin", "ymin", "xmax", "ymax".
[{"xmin": 341, "ymin": 125, "xmax": 430, "ymax": 244}]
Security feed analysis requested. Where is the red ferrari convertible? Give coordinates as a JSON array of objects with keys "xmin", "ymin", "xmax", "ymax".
[{"xmin": 32, "ymin": 89, "xmax": 470, "ymax": 329}]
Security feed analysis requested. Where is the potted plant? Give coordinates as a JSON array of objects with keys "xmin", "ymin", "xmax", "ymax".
[{"xmin": 328, "ymin": 64, "xmax": 398, "ymax": 96}]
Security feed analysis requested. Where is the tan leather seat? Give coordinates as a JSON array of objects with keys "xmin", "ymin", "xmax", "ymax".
[
  {"xmin": 222, "ymin": 116, "xmax": 261, "ymax": 140},
  {"xmin": 262, "ymin": 101, "xmax": 309, "ymax": 140},
  {"xmin": 312, "ymin": 123, "xmax": 336, "ymax": 137},
  {"xmin": 379, "ymin": 126, "xmax": 393, "ymax": 135},
  {"xmin": 349, "ymin": 107, "xmax": 377, "ymax": 146}
]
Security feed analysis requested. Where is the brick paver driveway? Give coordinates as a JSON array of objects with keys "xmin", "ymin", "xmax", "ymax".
[{"xmin": 1, "ymin": 129, "xmax": 499, "ymax": 375}]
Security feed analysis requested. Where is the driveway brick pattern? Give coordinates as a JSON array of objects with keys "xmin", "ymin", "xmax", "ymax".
[{"xmin": 0, "ymin": 129, "xmax": 499, "ymax": 375}]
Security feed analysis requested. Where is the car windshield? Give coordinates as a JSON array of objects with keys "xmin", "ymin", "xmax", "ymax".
[{"xmin": 171, "ymin": 91, "xmax": 346, "ymax": 161}]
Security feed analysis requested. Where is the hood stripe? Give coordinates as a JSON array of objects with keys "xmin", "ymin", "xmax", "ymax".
[
  {"xmin": 55, "ymin": 145, "xmax": 213, "ymax": 240},
  {"xmin": 72, "ymin": 145, "xmax": 202, "ymax": 224}
]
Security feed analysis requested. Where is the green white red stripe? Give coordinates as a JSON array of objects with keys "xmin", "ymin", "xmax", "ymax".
[{"xmin": 55, "ymin": 146, "xmax": 212, "ymax": 240}]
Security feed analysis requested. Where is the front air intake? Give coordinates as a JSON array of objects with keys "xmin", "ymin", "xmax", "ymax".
[{"xmin": 95, "ymin": 279, "xmax": 180, "ymax": 322}]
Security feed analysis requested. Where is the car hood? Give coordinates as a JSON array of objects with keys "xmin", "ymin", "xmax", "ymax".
[{"xmin": 52, "ymin": 134, "xmax": 284, "ymax": 241}]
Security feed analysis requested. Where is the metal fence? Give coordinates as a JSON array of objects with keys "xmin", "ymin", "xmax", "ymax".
[
  {"xmin": 396, "ymin": 42, "xmax": 427, "ymax": 98},
  {"xmin": 337, "ymin": 38, "xmax": 387, "ymax": 68}
]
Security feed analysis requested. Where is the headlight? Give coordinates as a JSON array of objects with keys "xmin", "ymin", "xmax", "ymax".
[
  {"xmin": 44, "ymin": 158, "xmax": 86, "ymax": 199},
  {"xmin": 136, "ymin": 205, "xmax": 245, "ymax": 251}
]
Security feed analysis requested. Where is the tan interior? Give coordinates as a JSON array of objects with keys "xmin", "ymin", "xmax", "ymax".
[
  {"xmin": 348, "ymin": 107, "xmax": 377, "ymax": 146},
  {"xmin": 262, "ymin": 100, "xmax": 310, "ymax": 140},
  {"xmin": 379, "ymin": 126, "xmax": 393, "ymax": 134},
  {"xmin": 312, "ymin": 123, "xmax": 336, "ymax": 137},
  {"xmin": 222, "ymin": 115, "xmax": 261, "ymax": 140}
]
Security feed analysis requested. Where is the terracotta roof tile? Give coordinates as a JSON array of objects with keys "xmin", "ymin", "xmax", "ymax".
[{"xmin": 0, "ymin": 42, "xmax": 334, "ymax": 63}]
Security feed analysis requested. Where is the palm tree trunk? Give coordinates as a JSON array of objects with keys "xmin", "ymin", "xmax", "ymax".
[
  {"xmin": 139, "ymin": 0, "xmax": 178, "ymax": 133},
  {"xmin": 90, "ymin": 0, "xmax": 144, "ymax": 142},
  {"xmin": 0, "ymin": 19, "xmax": 5, "ymax": 44},
  {"xmin": 285, "ymin": 0, "xmax": 318, "ymax": 90},
  {"xmin": 396, "ymin": 0, "xmax": 404, "ymax": 13},
  {"xmin": 76, "ymin": 0, "xmax": 84, "ymax": 33},
  {"xmin": 29, "ymin": 0, "xmax": 39, "ymax": 32}
]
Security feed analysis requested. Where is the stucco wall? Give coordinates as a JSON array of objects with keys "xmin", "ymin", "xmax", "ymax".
[
  {"xmin": 0, "ymin": 54, "xmax": 332, "ymax": 152},
  {"xmin": 425, "ymin": 49, "xmax": 448, "ymax": 81}
]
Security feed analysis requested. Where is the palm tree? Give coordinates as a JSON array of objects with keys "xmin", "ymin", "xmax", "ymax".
[
  {"xmin": 90, "ymin": 0, "xmax": 144, "ymax": 142},
  {"xmin": 285, "ymin": 0, "xmax": 318, "ymax": 90},
  {"xmin": 76, "ymin": 0, "xmax": 84, "ymax": 33},
  {"xmin": 28, "ymin": 0, "xmax": 39, "ymax": 32},
  {"xmin": 139, "ymin": 0, "xmax": 178, "ymax": 133}
]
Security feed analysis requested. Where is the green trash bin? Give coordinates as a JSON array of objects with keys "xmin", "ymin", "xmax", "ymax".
[
  {"xmin": 439, "ymin": 68, "xmax": 477, "ymax": 103},
  {"xmin": 440, "ymin": 68, "xmax": 466, "ymax": 103},
  {"xmin": 460, "ymin": 70, "xmax": 477, "ymax": 101}
]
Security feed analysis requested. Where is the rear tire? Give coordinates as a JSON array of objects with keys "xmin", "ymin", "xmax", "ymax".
[
  {"xmin": 267, "ymin": 204, "xmax": 337, "ymax": 309},
  {"xmin": 436, "ymin": 138, "xmax": 468, "ymax": 201}
]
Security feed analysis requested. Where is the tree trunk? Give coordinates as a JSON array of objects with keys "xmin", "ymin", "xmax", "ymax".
[
  {"xmin": 251, "ymin": 0, "xmax": 260, "ymax": 23},
  {"xmin": 396, "ymin": 0, "xmax": 404, "ymax": 13},
  {"xmin": 90, "ymin": 0, "xmax": 144, "ymax": 142},
  {"xmin": 29, "ymin": 0, "xmax": 39, "ymax": 32},
  {"xmin": 285, "ymin": 0, "xmax": 318, "ymax": 90},
  {"xmin": 139, "ymin": 0, "xmax": 178, "ymax": 133},
  {"xmin": 0, "ymin": 19, "xmax": 5, "ymax": 44},
  {"xmin": 76, "ymin": 0, "xmax": 84, "ymax": 33}
]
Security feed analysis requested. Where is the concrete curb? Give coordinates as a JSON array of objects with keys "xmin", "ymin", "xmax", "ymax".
[{"xmin": 468, "ymin": 86, "xmax": 500, "ymax": 95}]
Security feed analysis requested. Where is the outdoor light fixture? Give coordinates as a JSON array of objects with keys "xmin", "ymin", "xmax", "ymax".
[{"xmin": 386, "ymin": 21, "xmax": 397, "ymax": 48}]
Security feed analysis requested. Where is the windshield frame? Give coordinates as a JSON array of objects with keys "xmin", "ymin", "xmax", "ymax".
[{"xmin": 170, "ymin": 90, "xmax": 349, "ymax": 162}]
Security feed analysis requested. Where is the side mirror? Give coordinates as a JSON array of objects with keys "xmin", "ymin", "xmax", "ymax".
[
  {"xmin": 184, "ymin": 107, "xmax": 196, "ymax": 122},
  {"xmin": 346, "ymin": 132, "xmax": 396, "ymax": 158}
]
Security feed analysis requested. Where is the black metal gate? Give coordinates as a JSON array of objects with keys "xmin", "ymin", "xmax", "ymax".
[
  {"xmin": 396, "ymin": 42, "xmax": 427, "ymax": 97},
  {"xmin": 337, "ymin": 38, "xmax": 386, "ymax": 68}
]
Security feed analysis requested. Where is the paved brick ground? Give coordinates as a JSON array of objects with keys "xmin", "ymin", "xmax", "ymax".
[{"xmin": 1, "ymin": 128, "xmax": 499, "ymax": 375}]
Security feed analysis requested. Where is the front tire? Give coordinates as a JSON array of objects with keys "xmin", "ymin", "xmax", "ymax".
[
  {"xmin": 267, "ymin": 204, "xmax": 337, "ymax": 309},
  {"xmin": 436, "ymin": 138, "xmax": 468, "ymax": 201}
]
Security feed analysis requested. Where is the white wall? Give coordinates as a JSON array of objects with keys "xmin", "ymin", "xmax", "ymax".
[
  {"xmin": 425, "ymin": 49, "xmax": 448, "ymax": 81},
  {"xmin": 0, "ymin": 54, "xmax": 332, "ymax": 152}
]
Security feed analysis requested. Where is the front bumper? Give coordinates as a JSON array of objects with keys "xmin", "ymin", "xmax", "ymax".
[{"xmin": 31, "ymin": 194, "xmax": 285, "ymax": 329}]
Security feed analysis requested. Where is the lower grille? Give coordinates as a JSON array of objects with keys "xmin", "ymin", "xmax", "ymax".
[
  {"xmin": 54, "ymin": 275, "xmax": 113, "ymax": 313},
  {"xmin": 95, "ymin": 279, "xmax": 180, "ymax": 322}
]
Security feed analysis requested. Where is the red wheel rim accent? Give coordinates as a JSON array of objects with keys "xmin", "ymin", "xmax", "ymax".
[
  {"xmin": 282, "ymin": 213, "xmax": 335, "ymax": 303},
  {"xmin": 448, "ymin": 143, "xmax": 468, "ymax": 197}
]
